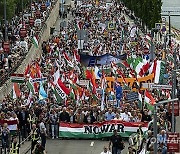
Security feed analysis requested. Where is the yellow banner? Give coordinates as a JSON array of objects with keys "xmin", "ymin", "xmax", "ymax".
[{"xmin": 105, "ymin": 74, "xmax": 154, "ymax": 92}]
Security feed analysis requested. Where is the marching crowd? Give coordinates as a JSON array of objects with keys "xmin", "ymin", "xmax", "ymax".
[
  {"xmin": 0, "ymin": 0, "xmax": 180, "ymax": 153},
  {"xmin": 0, "ymin": 0, "xmax": 56, "ymax": 86}
]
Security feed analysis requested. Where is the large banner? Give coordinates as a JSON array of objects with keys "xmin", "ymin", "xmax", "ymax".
[
  {"xmin": 59, "ymin": 120, "xmax": 148, "ymax": 138},
  {"xmin": 106, "ymin": 74, "xmax": 154, "ymax": 92},
  {"xmin": 80, "ymin": 53, "xmax": 127, "ymax": 66}
]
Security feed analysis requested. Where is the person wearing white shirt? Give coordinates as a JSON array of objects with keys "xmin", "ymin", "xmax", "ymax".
[
  {"xmin": 100, "ymin": 146, "xmax": 112, "ymax": 154},
  {"xmin": 120, "ymin": 108, "xmax": 131, "ymax": 122}
]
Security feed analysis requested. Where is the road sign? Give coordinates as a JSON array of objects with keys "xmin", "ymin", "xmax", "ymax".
[
  {"xmin": 155, "ymin": 23, "xmax": 162, "ymax": 30},
  {"xmin": 162, "ymin": 17, "xmax": 166, "ymax": 23},
  {"xmin": 167, "ymin": 133, "xmax": 180, "ymax": 152},
  {"xmin": 142, "ymin": 83, "xmax": 172, "ymax": 89}
]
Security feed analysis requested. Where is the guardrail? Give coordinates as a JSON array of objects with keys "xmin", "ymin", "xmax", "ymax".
[{"xmin": 0, "ymin": 0, "xmax": 60, "ymax": 101}]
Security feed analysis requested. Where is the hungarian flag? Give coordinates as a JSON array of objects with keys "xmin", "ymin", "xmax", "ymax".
[
  {"xmin": 32, "ymin": 36, "xmax": 38, "ymax": 48},
  {"xmin": 73, "ymin": 49, "xmax": 80, "ymax": 62},
  {"xmin": 128, "ymin": 57, "xmax": 150, "ymax": 77},
  {"xmin": 63, "ymin": 52, "xmax": 73, "ymax": 68},
  {"xmin": 12, "ymin": 83, "xmax": 21, "ymax": 99},
  {"xmin": 144, "ymin": 90, "xmax": 155, "ymax": 111},
  {"xmin": 27, "ymin": 77, "xmax": 35, "ymax": 94},
  {"xmin": 70, "ymin": 88, "xmax": 75, "ymax": 100},
  {"xmin": 149, "ymin": 60, "xmax": 165, "ymax": 83},
  {"xmin": 55, "ymin": 78, "xmax": 70, "ymax": 100},
  {"xmin": 11, "ymin": 74, "xmax": 25, "ymax": 83}
]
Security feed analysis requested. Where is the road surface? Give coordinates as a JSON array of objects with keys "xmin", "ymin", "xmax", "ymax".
[{"xmin": 44, "ymin": 139, "xmax": 129, "ymax": 154}]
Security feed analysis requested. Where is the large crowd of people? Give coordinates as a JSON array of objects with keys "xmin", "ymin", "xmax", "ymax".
[
  {"xmin": 0, "ymin": 0, "xmax": 56, "ymax": 86},
  {"xmin": 0, "ymin": 0, "xmax": 180, "ymax": 153}
]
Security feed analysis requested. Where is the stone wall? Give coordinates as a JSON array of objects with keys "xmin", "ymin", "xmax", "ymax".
[{"xmin": 0, "ymin": 1, "xmax": 59, "ymax": 100}]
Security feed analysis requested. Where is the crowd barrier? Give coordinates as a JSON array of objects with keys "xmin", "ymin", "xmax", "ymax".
[
  {"xmin": 0, "ymin": 0, "xmax": 60, "ymax": 101},
  {"xmin": 59, "ymin": 120, "xmax": 148, "ymax": 138}
]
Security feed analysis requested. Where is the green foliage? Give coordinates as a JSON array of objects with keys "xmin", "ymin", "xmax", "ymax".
[
  {"xmin": 0, "ymin": 0, "xmax": 31, "ymax": 21},
  {"xmin": 121, "ymin": 0, "xmax": 162, "ymax": 29}
]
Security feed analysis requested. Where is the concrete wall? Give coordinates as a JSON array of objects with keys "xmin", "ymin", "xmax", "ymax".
[{"xmin": 0, "ymin": 1, "xmax": 59, "ymax": 101}]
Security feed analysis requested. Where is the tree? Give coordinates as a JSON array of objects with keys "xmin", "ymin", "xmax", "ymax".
[{"xmin": 120, "ymin": 0, "xmax": 162, "ymax": 29}]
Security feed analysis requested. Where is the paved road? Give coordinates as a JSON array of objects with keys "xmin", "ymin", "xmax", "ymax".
[
  {"xmin": 25, "ymin": 139, "xmax": 129, "ymax": 154},
  {"xmin": 44, "ymin": 139, "xmax": 129, "ymax": 154}
]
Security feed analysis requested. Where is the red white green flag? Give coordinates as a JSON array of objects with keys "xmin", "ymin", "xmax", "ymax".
[
  {"xmin": 59, "ymin": 120, "xmax": 148, "ymax": 138},
  {"xmin": 11, "ymin": 74, "xmax": 25, "ymax": 83},
  {"xmin": 144, "ymin": 90, "xmax": 155, "ymax": 111},
  {"xmin": 12, "ymin": 83, "xmax": 21, "ymax": 99}
]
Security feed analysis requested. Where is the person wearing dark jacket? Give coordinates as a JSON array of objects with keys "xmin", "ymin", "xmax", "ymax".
[
  {"xmin": 83, "ymin": 111, "xmax": 95, "ymax": 124},
  {"xmin": 59, "ymin": 107, "xmax": 70, "ymax": 122},
  {"xmin": 17, "ymin": 106, "xmax": 29, "ymax": 140}
]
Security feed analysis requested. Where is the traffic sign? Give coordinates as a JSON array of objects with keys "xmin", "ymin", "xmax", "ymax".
[
  {"xmin": 155, "ymin": 23, "xmax": 162, "ymax": 30},
  {"xmin": 162, "ymin": 17, "xmax": 166, "ymax": 23},
  {"xmin": 142, "ymin": 83, "xmax": 172, "ymax": 89}
]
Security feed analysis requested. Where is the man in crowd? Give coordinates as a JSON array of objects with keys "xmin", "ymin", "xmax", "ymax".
[
  {"xmin": 31, "ymin": 124, "xmax": 40, "ymax": 153},
  {"xmin": 109, "ymin": 130, "xmax": 124, "ymax": 154}
]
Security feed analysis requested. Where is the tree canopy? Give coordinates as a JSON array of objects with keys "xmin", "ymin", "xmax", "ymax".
[
  {"xmin": 121, "ymin": 0, "xmax": 162, "ymax": 29},
  {"xmin": 0, "ymin": 0, "xmax": 30, "ymax": 22}
]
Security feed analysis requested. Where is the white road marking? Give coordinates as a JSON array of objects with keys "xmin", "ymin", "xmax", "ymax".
[{"xmin": 90, "ymin": 141, "xmax": 94, "ymax": 147}]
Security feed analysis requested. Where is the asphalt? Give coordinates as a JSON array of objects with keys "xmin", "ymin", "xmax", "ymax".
[{"xmin": 24, "ymin": 139, "xmax": 129, "ymax": 154}]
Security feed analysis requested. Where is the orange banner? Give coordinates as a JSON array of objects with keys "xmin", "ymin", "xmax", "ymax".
[{"xmin": 105, "ymin": 74, "xmax": 154, "ymax": 92}]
